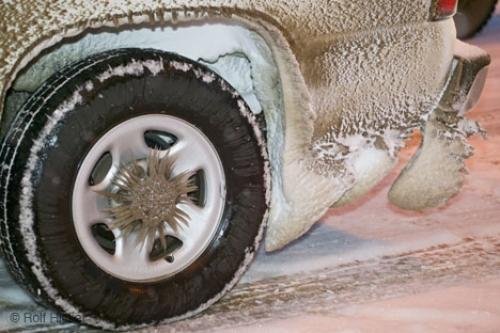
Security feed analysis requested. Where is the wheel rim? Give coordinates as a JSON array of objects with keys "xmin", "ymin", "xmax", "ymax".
[{"xmin": 72, "ymin": 115, "xmax": 226, "ymax": 283}]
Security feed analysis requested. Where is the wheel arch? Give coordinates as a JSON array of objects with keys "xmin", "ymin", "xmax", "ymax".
[{"xmin": 1, "ymin": 9, "xmax": 308, "ymax": 251}]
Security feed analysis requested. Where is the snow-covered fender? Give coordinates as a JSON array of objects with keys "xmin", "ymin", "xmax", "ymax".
[{"xmin": 0, "ymin": 1, "xmax": 472, "ymax": 251}]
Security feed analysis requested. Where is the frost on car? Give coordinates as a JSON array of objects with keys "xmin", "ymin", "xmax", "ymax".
[{"xmin": 0, "ymin": 0, "xmax": 490, "ymax": 330}]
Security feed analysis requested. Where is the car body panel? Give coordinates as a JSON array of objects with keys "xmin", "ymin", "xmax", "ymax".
[{"xmin": 0, "ymin": 0, "xmax": 488, "ymax": 252}]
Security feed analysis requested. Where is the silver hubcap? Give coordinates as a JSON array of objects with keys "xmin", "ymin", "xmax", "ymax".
[{"xmin": 72, "ymin": 115, "xmax": 226, "ymax": 282}]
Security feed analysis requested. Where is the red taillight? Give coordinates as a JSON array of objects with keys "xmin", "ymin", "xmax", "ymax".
[{"xmin": 432, "ymin": 0, "xmax": 458, "ymax": 20}]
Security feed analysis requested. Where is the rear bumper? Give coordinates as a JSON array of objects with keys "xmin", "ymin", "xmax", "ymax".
[{"xmin": 439, "ymin": 40, "xmax": 491, "ymax": 115}]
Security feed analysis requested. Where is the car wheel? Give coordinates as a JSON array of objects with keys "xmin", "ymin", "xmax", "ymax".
[
  {"xmin": 455, "ymin": 0, "xmax": 498, "ymax": 39},
  {"xmin": 0, "ymin": 49, "xmax": 269, "ymax": 330}
]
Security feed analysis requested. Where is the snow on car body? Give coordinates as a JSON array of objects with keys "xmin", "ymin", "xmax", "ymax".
[{"xmin": 0, "ymin": 0, "xmax": 490, "ymax": 330}]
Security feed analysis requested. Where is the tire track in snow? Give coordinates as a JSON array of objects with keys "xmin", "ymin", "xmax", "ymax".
[
  {"xmin": 3, "ymin": 235, "xmax": 500, "ymax": 332},
  {"xmin": 166, "ymin": 235, "xmax": 500, "ymax": 332}
]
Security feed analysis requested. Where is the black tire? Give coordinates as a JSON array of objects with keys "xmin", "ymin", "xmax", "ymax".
[
  {"xmin": 455, "ymin": 0, "xmax": 498, "ymax": 39},
  {"xmin": 0, "ymin": 49, "xmax": 269, "ymax": 330}
]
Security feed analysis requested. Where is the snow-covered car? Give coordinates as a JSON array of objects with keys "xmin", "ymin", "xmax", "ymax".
[{"xmin": 0, "ymin": 0, "xmax": 491, "ymax": 330}]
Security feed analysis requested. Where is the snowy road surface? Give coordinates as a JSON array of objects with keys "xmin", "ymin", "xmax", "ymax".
[{"xmin": 1, "ymin": 6, "xmax": 500, "ymax": 333}]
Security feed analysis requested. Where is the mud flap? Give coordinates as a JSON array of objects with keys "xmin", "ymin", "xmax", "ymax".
[
  {"xmin": 388, "ymin": 40, "xmax": 490, "ymax": 211},
  {"xmin": 389, "ymin": 110, "xmax": 483, "ymax": 211}
]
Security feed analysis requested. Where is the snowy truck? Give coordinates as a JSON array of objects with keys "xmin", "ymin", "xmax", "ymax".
[{"xmin": 0, "ymin": 0, "xmax": 491, "ymax": 330}]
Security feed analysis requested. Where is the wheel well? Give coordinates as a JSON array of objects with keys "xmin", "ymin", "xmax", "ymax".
[
  {"xmin": 2, "ymin": 20, "xmax": 281, "ymax": 139},
  {"xmin": 2, "ymin": 19, "xmax": 290, "ymax": 252}
]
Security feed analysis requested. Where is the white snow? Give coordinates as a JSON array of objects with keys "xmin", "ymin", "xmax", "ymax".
[
  {"xmin": 170, "ymin": 60, "xmax": 193, "ymax": 73},
  {"xmin": 97, "ymin": 59, "xmax": 151, "ymax": 82}
]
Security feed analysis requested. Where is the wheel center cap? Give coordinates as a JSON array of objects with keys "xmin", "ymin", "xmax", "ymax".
[
  {"xmin": 101, "ymin": 150, "xmax": 197, "ymax": 243},
  {"xmin": 130, "ymin": 176, "xmax": 178, "ymax": 227}
]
